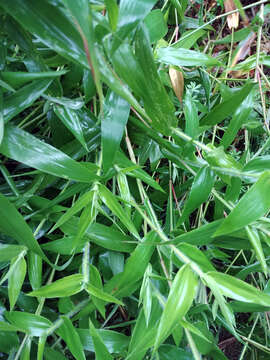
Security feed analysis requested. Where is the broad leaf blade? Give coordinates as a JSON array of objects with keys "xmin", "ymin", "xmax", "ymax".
[
  {"xmin": 89, "ymin": 320, "xmax": 113, "ymax": 360},
  {"xmin": 0, "ymin": 125, "xmax": 98, "ymax": 183},
  {"xmin": 102, "ymin": 91, "xmax": 130, "ymax": 173},
  {"xmin": 207, "ymin": 272, "xmax": 270, "ymax": 306},
  {"xmin": 156, "ymin": 47, "xmax": 222, "ymax": 67},
  {"xmin": 4, "ymin": 312, "xmax": 52, "ymax": 337},
  {"xmin": 57, "ymin": 316, "xmax": 86, "ymax": 360},
  {"xmin": 0, "ymin": 193, "xmax": 45, "ymax": 258},
  {"xmin": 215, "ymin": 171, "xmax": 270, "ymax": 236},
  {"xmin": 54, "ymin": 106, "xmax": 88, "ymax": 150},
  {"xmin": 200, "ymin": 82, "xmax": 254, "ymax": 126},
  {"xmin": 8, "ymin": 256, "xmax": 27, "ymax": 310},
  {"xmin": 28, "ymin": 274, "xmax": 84, "ymax": 298},
  {"xmin": 3, "ymin": 80, "xmax": 52, "ymax": 123},
  {"xmin": 154, "ymin": 264, "xmax": 198, "ymax": 350}
]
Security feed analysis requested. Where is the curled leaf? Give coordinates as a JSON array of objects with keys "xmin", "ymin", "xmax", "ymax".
[
  {"xmin": 169, "ymin": 67, "xmax": 184, "ymax": 103},
  {"xmin": 224, "ymin": 0, "xmax": 239, "ymax": 29}
]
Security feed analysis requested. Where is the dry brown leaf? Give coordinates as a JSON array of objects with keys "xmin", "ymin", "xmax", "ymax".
[
  {"xmin": 231, "ymin": 32, "xmax": 256, "ymax": 68},
  {"xmin": 224, "ymin": 0, "xmax": 239, "ymax": 29},
  {"xmin": 169, "ymin": 67, "xmax": 184, "ymax": 103}
]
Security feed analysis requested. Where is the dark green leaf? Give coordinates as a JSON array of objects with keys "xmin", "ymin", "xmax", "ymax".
[
  {"xmin": 0, "ymin": 125, "xmax": 98, "ymax": 183},
  {"xmin": 200, "ymin": 82, "xmax": 255, "ymax": 126}
]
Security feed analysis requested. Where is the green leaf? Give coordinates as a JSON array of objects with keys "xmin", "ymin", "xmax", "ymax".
[
  {"xmin": 102, "ymin": 91, "xmax": 130, "ymax": 173},
  {"xmin": 154, "ymin": 264, "xmax": 198, "ymax": 350},
  {"xmin": 156, "ymin": 47, "xmax": 221, "ymax": 67},
  {"xmin": 115, "ymin": 0, "xmax": 157, "ymax": 47},
  {"xmin": 243, "ymin": 156, "xmax": 270, "ymax": 178},
  {"xmin": 207, "ymin": 272, "xmax": 270, "ymax": 306},
  {"xmin": 3, "ymin": 80, "xmax": 52, "ymax": 123},
  {"xmin": 78, "ymin": 328, "xmax": 129, "ymax": 353},
  {"xmin": 127, "ymin": 297, "xmax": 163, "ymax": 360},
  {"xmin": 28, "ymin": 252, "xmax": 42, "ymax": 291},
  {"xmin": 158, "ymin": 344, "xmax": 193, "ymax": 360},
  {"xmin": 99, "ymin": 184, "xmax": 139, "ymax": 238},
  {"xmin": 116, "ymin": 151, "xmax": 164, "ymax": 192},
  {"xmin": 28, "ymin": 274, "xmax": 84, "ymax": 298},
  {"xmin": 54, "ymin": 106, "xmax": 88, "ymax": 150},
  {"xmin": 4, "ymin": 311, "xmax": 52, "ymax": 336},
  {"xmin": 215, "ymin": 171, "xmax": 270, "ymax": 236},
  {"xmin": 246, "ymin": 226, "xmax": 267, "ymax": 276},
  {"xmin": 57, "ymin": 316, "xmax": 85, "ymax": 360},
  {"xmin": 44, "ymin": 347, "xmax": 67, "ymax": 360},
  {"xmin": 205, "ymin": 146, "xmax": 242, "ymax": 185},
  {"xmin": 200, "ymin": 82, "xmax": 255, "ymax": 126},
  {"xmin": 85, "ymin": 283, "xmax": 124, "ymax": 305},
  {"xmin": 0, "ymin": 125, "xmax": 98, "ymax": 183},
  {"xmin": 180, "ymin": 166, "xmax": 215, "ymax": 223},
  {"xmin": 0, "ymin": 193, "xmax": 45, "ymax": 258},
  {"xmin": 89, "ymin": 264, "xmax": 106, "ymax": 317},
  {"xmin": 89, "ymin": 320, "xmax": 113, "ymax": 360},
  {"xmin": 0, "ymin": 88, "xmax": 3, "ymax": 144},
  {"xmin": 1, "ymin": 70, "xmax": 67, "ymax": 89},
  {"xmin": 8, "ymin": 256, "xmax": 26, "ymax": 310},
  {"xmin": 174, "ymin": 29, "xmax": 206, "ymax": 49},
  {"xmin": 204, "ymin": 275, "xmax": 236, "ymax": 329},
  {"xmin": 174, "ymin": 243, "xmax": 215, "ymax": 273},
  {"xmin": 62, "ymin": 0, "xmax": 103, "ymax": 105},
  {"xmin": 108, "ymin": 232, "xmax": 159, "ymax": 297},
  {"xmin": 59, "ymin": 217, "xmax": 135, "ymax": 253},
  {"xmin": 50, "ymin": 191, "xmax": 94, "ymax": 233},
  {"xmin": 220, "ymin": 87, "xmax": 254, "ymax": 149},
  {"xmin": 0, "ymin": 331, "xmax": 19, "ymax": 354},
  {"xmin": 169, "ymin": 220, "xmax": 223, "ymax": 246},
  {"xmin": 0, "ymin": 243, "xmax": 27, "ymax": 262},
  {"xmin": 0, "ymin": 321, "xmax": 20, "ymax": 332},
  {"xmin": 144, "ymin": 9, "xmax": 167, "ymax": 43},
  {"xmin": 104, "ymin": 0, "xmax": 118, "ymax": 32},
  {"xmin": 184, "ymin": 91, "xmax": 199, "ymax": 138},
  {"xmin": 135, "ymin": 25, "xmax": 177, "ymax": 135}
]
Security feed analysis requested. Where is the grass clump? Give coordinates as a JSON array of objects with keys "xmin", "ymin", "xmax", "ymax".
[{"xmin": 0, "ymin": 0, "xmax": 270, "ymax": 359}]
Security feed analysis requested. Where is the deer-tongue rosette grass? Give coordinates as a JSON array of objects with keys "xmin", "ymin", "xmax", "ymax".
[{"xmin": 0, "ymin": 0, "xmax": 270, "ymax": 359}]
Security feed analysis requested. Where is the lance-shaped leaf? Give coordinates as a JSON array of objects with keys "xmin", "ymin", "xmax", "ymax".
[
  {"xmin": 85, "ymin": 283, "xmax": 123, "ymax": 306},
  {"xmin": 207, "ymin": 272, "xmax": 270, "ymax": 306},
  {"xmin": 99, "ymin": 184, "xmax": 139, "ymax": 238},
  {"xmin": 180, "ymin": 166, "xmax": 215, "ymax": 223},
  {"xmin": 156, "ymin": 47, "xmax": 222, "ymax": 67},
  {"xmin": 57, "ymin": 316, "xmax": 86, "ymax": 360},
  {"xmin": 246, "ymin": 226, "xmax": 267, "ymax": 276},
  {"xmin": 54, "ymin": 106, "xmax": 88, "ymax": 150},
  {"xmin": 28, "ymin": 274, "xmax": 84, "ymax": 298},
  {"xmin": 3, "ymin": 80, "xmax": 52, "ymax": 123},
  {"xmin": 89, "ymin": 320, "xmax": 113, "ymax": 360},
  {"xmin": 0, "ymin": 125, "xmax": 98, "ymax": 183},
  {"xmin": 8, "ymin": 256, "xmax": 27, "ymax": 310},
  {"xmin": 102, "ymin": 91, "xmax": 130, "ymax": 173},
  {"xmin": 200, "ymin": 82, "xmax": 254, "ymax": 126},
  {"xmin": 0, "ymin": 244, "xmax": 27, "ymax": 262},
  {"xmin": 62, "ymin": 0, "xmax": 103, "ymax": 104},
  {"xmin": 215, "ymin": 171, "xmax": 270, "ymax": 236},
  {"xmin": 4, "ymin": 312, "xmax": 52, "ymax": 337},
  {"xmin": 0, "ymin": 193, "xmax": 45, "ymax": 259},
  {"xmin": 154, "ymin": 264, "xmax": 198, "ymax": 350},
  {"xmin": 1, "ymin": 70, "xmax": 67, "ymax": 89}
]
